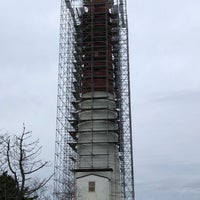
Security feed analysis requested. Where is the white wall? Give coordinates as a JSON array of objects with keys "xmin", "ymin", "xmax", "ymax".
[{"xmin": 77, "ymin": 175, "xmax": 110, "ymax": 200}]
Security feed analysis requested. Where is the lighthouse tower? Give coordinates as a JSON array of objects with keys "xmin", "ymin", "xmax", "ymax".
[
  {"xmin": 75, "ymin": 0, "xmax": 120, "ymax": 199},
  {"xmin": 54, "ymin": 0, "xmax": 134, "ymax": 199}
]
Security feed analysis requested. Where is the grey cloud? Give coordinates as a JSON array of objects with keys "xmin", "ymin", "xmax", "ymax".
[{"xmin": 146, "ymin": 90, "xmax": 200, "ymax": 104}]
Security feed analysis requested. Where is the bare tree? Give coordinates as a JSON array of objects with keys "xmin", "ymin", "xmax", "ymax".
[
  {"xmin": 0, "ymin": 133, "xmax": 9, "ymax": 173},
  {"xmin": 2, "ymin": 125, "xmax": 53, "ymax": 200},
  {"xmin": 0, "ymin": 134, "xmax": 4, "ymax": 172},
  {"xmin": 31, "ymin": 178, "xmax": 53, "ymax": 200}
]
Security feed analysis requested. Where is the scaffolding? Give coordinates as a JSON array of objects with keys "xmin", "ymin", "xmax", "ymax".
[{"xmin": 54, "ymin": 0, "xmax": 134, "ymax": 199}]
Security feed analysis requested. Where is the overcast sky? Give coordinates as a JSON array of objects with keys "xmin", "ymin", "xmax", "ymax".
[{"xmin": 0, "ymin": 0, "xmax": 200, "ymax": 199}]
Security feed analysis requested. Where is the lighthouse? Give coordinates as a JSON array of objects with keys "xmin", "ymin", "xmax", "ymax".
[{"xmin": 75, "ymin": 1, "xmax": 121, "ymax": 198}]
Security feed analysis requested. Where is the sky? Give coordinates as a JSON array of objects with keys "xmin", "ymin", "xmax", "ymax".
[{"xmin": 0, "ymin": 0, "xmax": 200, "ymax": 200}]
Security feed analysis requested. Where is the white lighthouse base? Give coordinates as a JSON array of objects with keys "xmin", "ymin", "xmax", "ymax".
[{"xmin": 76, "ymin": 175, "xmax": 110, "ymax": 200}]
